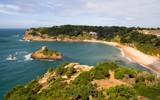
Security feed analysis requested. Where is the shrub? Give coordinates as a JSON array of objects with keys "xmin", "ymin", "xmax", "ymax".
[
  {"xmin": 26, "ymin": 79, "xmax": 42, "ymax": 93},
  {"xmin": 135, "ymin": 77, "xmax": 145, "ymax": 83},
  {"xmin": 97, "ymin": 62, "xmax": 119, "ymax": 70},
  {"xmin": 106, "ymin": 85, "xmax": 138, "ymax": 100},
  {"xmin": 55, "ymin": 65, "xmax": 65, "ymax": 75},
  {"xmin": 134, "ymin": 82, "xmax": 160, "ymax": 100},
  {"xmin": 48, "ymin": 67, "xmax": 54, "ymax": 73},
  {"xmin": 115, "ymin": 67, "xmax": 136, "ymax": 79},
  {"xmin": 146, "ymin": 75, "xmax": 155, "ymax": 82}
]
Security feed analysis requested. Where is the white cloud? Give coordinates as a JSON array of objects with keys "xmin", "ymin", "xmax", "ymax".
[
  {"xmin": 85, "ymin": 2, "xmax": 98, "ymax": 9},
  {"xmin": 0, "ymin": 4, "xmax": 19, "ymax": 10},
  {"xmin": 0, "ymin": 9, "xmax": 19, "ymax": 15},
  {"xmin": 0, "ymin": 4, "xmax": 20, "ymax": 15},
  {"xmin": 1, "ymin": 0, "xmax": 160, "ymax": 27}
]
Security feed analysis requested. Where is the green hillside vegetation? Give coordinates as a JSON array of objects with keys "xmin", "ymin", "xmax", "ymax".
[
  {"xmin": 40, "ymin": 49, "xmax": 60, "ymax": 56},
  {"xmin": 4, "ymin": 62, "xmax": 160, "ymax": 100},
  {"xmin": 27, "ymin": 25, "xmax": 160, "ymax": 57}
]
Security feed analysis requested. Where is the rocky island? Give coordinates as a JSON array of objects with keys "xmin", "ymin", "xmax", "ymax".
[{"xmin": 31, "ymin": 46, "xmax": 63, "ymax": 60}]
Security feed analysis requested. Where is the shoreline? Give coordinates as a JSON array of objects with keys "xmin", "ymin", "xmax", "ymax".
[
  {"xmin": 22, "ymin": 37, "xmax": 160, "ymax": 76},
  {"xmin": 83, "ymin": 40, "xmax": 160, "ymax": 76}
]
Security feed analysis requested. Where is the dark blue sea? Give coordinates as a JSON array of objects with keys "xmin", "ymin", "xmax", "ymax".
[{"xmin": 0, "ymin": 29, "xmax": 152, "ymax": 99}]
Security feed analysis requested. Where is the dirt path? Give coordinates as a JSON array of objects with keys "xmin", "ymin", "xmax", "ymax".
[{"xmin": 92, "ymin": 71, "xmax": 131, "ymax": 90}]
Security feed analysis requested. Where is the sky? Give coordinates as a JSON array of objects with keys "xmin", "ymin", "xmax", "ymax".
[{"xmin": 0, "ymin": 0, "xmax": 160, "ymax": 28}]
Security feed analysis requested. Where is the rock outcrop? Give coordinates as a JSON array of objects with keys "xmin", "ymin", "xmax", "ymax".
[{"xmin": 31, "ymin": 46, "xmax": 63, "ymax": 60}]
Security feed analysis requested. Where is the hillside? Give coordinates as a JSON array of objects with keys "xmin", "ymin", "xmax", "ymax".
[
  {"xmin": 22, "ymin": 25, "xmax": 160, "ymax": 57},
  {"xmin": 138, "ymin": 30, "xmax": 160, "ymax": 36},
  {"xmin": 4, "ymin": 62, "xmax": 160, "ymax": 100}
]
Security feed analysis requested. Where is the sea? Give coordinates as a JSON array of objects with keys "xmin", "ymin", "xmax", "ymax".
[{"xmin": 0, "ymin": 29, "xmax": 152, "ymax": 99}]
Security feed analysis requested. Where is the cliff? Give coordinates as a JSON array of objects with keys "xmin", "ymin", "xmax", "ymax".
[{"xmin": 31, "ymin": 46, "xmax": 63, "ymax": 60}]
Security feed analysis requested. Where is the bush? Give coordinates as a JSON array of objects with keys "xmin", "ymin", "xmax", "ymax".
[
  {"xmin": 106, "ymin": 85, "xmax": 138, "ymax": 100},
  {"xmin": 146, "ymin": 75, "xmax": 155, "ymax": 82},
  {"xmin": 55, "ymin": 65, "xmax": 65, "ymax": 75},
  {"xmin": 97, "ymin": 62, "xmax": 119, "ymax": 70},
  {"xmin": 48, "ymin": 67, "xmax": 54, "ymax": 73},
  {"xmin": 26, "ymin": 79, "xmax": 42, "ymax": 93},
  {"xmin": 114, "ymin": 67, "xmax": 136, "ymax": 79},
  {"xmin": 135, "ymin": 77, "xmax": 145, "ymax": 83},
  {"xmin": 134, "ymin": 82, "xmax": 160, "ymax": 100},
  {"xmin": 90, "ymin": 65, "xmax": 109, "ymax": 80}
]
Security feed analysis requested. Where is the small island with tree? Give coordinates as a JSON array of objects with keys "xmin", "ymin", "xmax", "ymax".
[{"xmin": 31, "ymin": 46, "xmax": 63, "ymax": 60}]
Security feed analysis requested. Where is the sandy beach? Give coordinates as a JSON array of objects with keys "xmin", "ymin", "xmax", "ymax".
[
  {"xmin": 23, "ymin": 34, "xmax": 160, "ymax": 76},
  {"xmin": 83, "ymin": 40, "xmax": 160, "ymax": 76}
]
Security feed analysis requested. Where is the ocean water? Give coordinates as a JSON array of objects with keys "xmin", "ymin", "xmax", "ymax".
[{"xmin": 0, "ymin": 29, "xmax": 152, "ymax": 99}]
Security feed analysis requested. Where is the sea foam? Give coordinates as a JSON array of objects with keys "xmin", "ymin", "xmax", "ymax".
[
  {"xmin": 119, "ymin": 48, "xmax": 132, "ymax": 62},
  {"xmin": 6, "ymin": 56, "xmax": 16, "ymax": 60},
  {"xmin": 120, "ymin": 48, "xmax": 124, "ymax": 57},
  {"xmin": 24, "ymin": 54, "xmax": 33, "ymax": 60},
  {"xmin": 15, "ymin": 51, "xmax": 27, "ymax": 55}
]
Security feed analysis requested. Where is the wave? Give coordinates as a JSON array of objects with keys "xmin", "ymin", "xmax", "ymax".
[
  {"xmin": 20, "ymin": 39, "xmax": 32, "ymax": 42},
  {"xmin": 15, "ymin": 51, "xmax": 27, "ymax": 55},
  {"xmin": 126, "ymin": 57, "xmax": 132, "ymax": 62},
  {"xmin": 119, "ymin": 48, "xmax": 132, "ymax": 62},
  {"xmin": 120, "ymin": 48, "xmax": 124, "ymax": 57},
  {"xmin": 19, "ymin": 39, "xmax": 23, "ymax": 41},
  {"xmin": 6, "ymin": 56, "xmax": 16, "ymax": 60},
  {"xmin": 24, "ymin": 54, "xmax": 33, "ymax": 60}
]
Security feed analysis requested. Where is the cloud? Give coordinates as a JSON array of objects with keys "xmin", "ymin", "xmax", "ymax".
[
  {"xmin": 0, "ymin": 4, "xmax": 19, "ymax": 10},
  {"xmin": 0, "ymin": 4, "xmax": 20, "ymax": 15},
  {"xmin": 0, "ymin": 0, "xmax": 160, "ymax": 27},
  {"xmin": 0, "ymin": 9, "xmax": 19, "ymax": 15}
]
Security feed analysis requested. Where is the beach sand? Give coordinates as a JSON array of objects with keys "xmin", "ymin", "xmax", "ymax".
[
  {"xmin": 83, "ymin": 40, "xmax": 160, "ymax": 76},
  {"xmin": 23, "ymin": 34, "xmax": 160, "ymax": 76}
]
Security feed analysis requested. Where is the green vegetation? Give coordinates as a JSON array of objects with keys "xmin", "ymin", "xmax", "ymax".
[
  {"xmin": 4, "ymin": 79, "xmax": 42, "ymax": 100},
  {"xmin": 48, "ymin": 67, "xmax": 54, "ymax": 73},
  {"xmin": 106, "ymin": 85, "xmax": 137, "ymax": 100},
  {"xmin": 29, "ymin": 30, "xmax": 37, "ymax": 36},
  {"xmin": 114, "ymin": 67, "xmax": 136, "ymax": 79},
  {"xmin": 28, "ymin": 25, "xmax": 160, "ymax": 56},
  {"xmin": 41, "ymin": 49, "xmax": 60, "ymax": 56},
  {"xmin": 4, "ymin": 62, "xmax": 160, "ymax": 100}
]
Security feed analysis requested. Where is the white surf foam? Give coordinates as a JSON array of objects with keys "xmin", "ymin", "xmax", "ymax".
[
  {"xmin": 24, "ymin": 54, "xmax": 33, "ymax": 60},
  {"xmin": 19, "ymin": 39, "xmax": 23, "ymax": 41},
  {"xmin": 6, "ymin": 56, "xmax": 16, "ymax": 60},
  {"xmin": 119, "ymin": 48, "xmax": 132, "ymax": 62},
  {"xmin": 126, "ymin": 57, "xmax": 132, "ymax": 62},
  {"xmin": 15, "ymin": 51, "xmax": 27, "ymax": 55},
  {"xmin": 22, "ymin": 40, "xmax": 32, "ymax": 42},
  {"xmin": 120, "ymin": 48, "xmax": 124, "ymax": 57}
]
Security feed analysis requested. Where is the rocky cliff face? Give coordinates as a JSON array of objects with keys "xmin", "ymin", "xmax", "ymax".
[{"xmin": 31, "ymin": 46, "xmax": 63, "ymax": 60}]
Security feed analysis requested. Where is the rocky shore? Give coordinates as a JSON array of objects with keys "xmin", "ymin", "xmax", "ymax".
[{"xmin": 31, "ymin": 46, "xmax": 63, "ymax": 60}]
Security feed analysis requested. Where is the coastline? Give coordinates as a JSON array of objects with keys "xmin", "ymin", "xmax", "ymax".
[
  {"xmin": 83, "ymin": 40, "xmax": 160, "ymax": 76},
  {"xmin": 22, "ymin": 37, "xmax": 160, "ymax": 76}
]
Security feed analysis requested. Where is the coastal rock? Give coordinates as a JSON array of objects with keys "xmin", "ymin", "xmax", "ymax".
[{"xmin": 31, "ymin": 46, "xmax": 63, "ymax": 60}]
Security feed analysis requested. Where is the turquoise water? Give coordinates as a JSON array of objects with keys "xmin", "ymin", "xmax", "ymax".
[{"xmin": 0, "ymin": 29, "xmax": 152, "ymax": 99}]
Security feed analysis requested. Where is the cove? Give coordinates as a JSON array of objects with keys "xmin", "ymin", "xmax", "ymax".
[{"xmin": 0, "ymin": 29, "xmax": 152, "ymax": 99}]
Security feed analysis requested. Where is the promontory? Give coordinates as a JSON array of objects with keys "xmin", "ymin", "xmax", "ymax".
[{"xmin": 31, "ymin": 46, "xmax": 63, "ymax": 60}]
